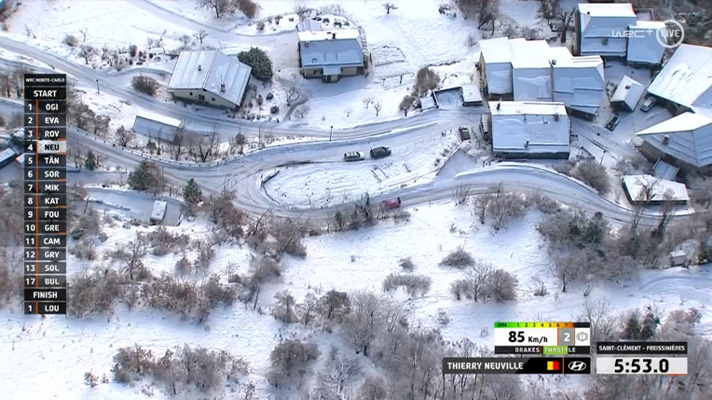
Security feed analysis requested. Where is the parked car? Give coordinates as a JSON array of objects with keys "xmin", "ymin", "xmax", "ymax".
[
  {"xmin": 370, "ymin": 146, "xmax": 392, "ymax": 159},
  {"xmin": 380, "ymin": 197, "xmax": 401, "ymax": 211},
  {"xmin": 640, "ymin": 96, "xmax": 657, "ymax": 112},
  {"xmin": 458, "ymin": 126, "xmax": 471, "ymax": 141},
  {"xmin": 343, "ymin": 151, "xmax": 365, "ymax": 162},
  {"xmin": 605, "ymin": 115, "xmax": 620, "ymax": 131}
]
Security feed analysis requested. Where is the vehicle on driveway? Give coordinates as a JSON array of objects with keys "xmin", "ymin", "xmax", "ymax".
[
  {"xmin": 370, "ymin": 146, "xmax": 392, "ymax": 159},
  {"xmin": 380, "ymin": 197, "xmax": 401, "ymax": 211},
  {"xmin": 605, "ymin": 115, "xmax": 620, "ymax": 131},
  {"xmin": 343, "ymin": 151, "xmax": 365, "ymax": 162},
  {"xmin": 458, "ymin": 126, "xmax": 471, "ymax": 141},
  {"xmin": 640, "ymin": 96, "xmax": 656, "ymax": 112}
]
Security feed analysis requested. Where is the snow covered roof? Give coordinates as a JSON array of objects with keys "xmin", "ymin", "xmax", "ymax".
[
  {"xmin": 0, "ymin": 147, "xmax": 17, "ymax": 164},
  {"xmin": 151, "ymin": 200, "xmax": 167, "ymax": 221},
  {"xmin": 168, "ymin": 50, "xmax": 252, "ymax": 107},
  {"xmin": 298, "ymin": 29, "xmax": 364, "ymax": 68},
  {"xmin": 552, "ymin": 52, "xmax": 605, "ymax": 114},
  {"xmin": 622, "ymin": 175, "xmax": 690, "ymax": 203},
  {"xmin": 135, "ymin": 112, "xmax": 182, "ymax": 128},
  {"xmin": 578, "ymin": 3, "xmax": 636, "ymax": 56},
  {"xmin": 626, "ymin": 21, "xmax": 666, "ymax": 65},
  {"xmin": 611, "ymin": 75, "xmax": 644, "ymax": 111},
  {"xmin": 296, "ymin": 19, "xmax": 324, "ymax": 32},
  {"xmin": 637, "ymin": 112, "xmax": 712, "ymax": 167},
  {"xmin": 491, "ymin": 101, "xmax": 570, "ymax": 154},
  {"xmin": 479, "ymin": 37, "xmax": 513, "ymax": 64},
  {"xmin": 510, "ymin": 39, "xmax": 551, "ymax": 69},
  {"xmin": 133, "ymin": 113, "xmax": 181, "ymax": 143},
  {"xmin": 579, "ymin": 3, "xmax": 636, "ymax": 18},
  {"xmin": 461, "ymin": 84, "xmax": 482, "ymax": 104},
  {"xmin": 646, "ymin": 44, "xmax": 712, "ymax": 112}
]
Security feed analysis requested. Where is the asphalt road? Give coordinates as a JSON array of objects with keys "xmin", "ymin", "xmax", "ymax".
[{"xmin": 0, "ymin": 35, "xmax": 705, "ymax": 231}]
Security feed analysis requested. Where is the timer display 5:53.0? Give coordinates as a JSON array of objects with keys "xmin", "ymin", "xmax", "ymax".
[{"xmin": 596, "ymin": 357, "xmax": 687, "ymax": 375}]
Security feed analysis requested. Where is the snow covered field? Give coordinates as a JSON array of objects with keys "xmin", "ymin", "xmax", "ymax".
[{"xmin": 1, "ymin": 196, "xmax": 710, "ymax": 399}]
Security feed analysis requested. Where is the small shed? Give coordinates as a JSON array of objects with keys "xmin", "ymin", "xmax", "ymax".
[
  {"xmin": 611, "ymin": 75, "xmax": 644, "ymax": 112},
  {"xmin": 669, "ymin": 250, "xmax": 687, "ymax": 267},
  {"xmin": 150, "ymin": 200, "xmax": 168, "ymax": 224},
  {"xmin": 461, "ymin": 84, "xmax": 483, "ymax": 106},
  {"xmin": 0, "ymin": 147, "xmax": 17, "ymax": 169},
  {"xmin": 419, "ymin": 94, "xmax": 438, "ymax": 110},
  {"xmin": 133, "ymin": 113, "xmax": 182, "ymax": 144},
  {"xmin": 622, "ymin": 174, "xmax": 690, "ymax": 205}
]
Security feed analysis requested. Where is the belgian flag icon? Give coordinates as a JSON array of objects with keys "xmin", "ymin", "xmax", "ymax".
[{"xmin": 547, "ymin": 360, "xmax": 560, "ymax": 371}]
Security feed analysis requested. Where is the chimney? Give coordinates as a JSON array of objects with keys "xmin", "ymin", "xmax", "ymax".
[
  {"xmin": 662, "ymin": 135, "xmax": 670, "ymax": 145},
  {"xmin": 198, "ymin": 64, "xmax": 202, "ymax": 72},
  {"xmin": 220, "ymin": 83, "xmax": 226, "ymax": 92},
  {"xmin": 496, "ymin": 103, "xmax": 501, "ymax": 110},
  {"xmin": 525, "ymin": 140, "xmax": 530, "ymax": 148},
  {"xmin": 332, "ymin": 32, "xmax": 336, "ymax": 39}
]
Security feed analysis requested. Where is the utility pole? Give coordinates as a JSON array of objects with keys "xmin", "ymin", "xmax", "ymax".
[
  {"xmin": 330, "ymin": 125, "xmax": 333, "ymax": 141},
  {"xmin": 96, "ymin": 79, "xmax": 100, "ymax": 94}
]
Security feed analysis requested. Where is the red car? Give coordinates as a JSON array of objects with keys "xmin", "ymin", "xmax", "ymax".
[{"xmin": 380, "ymin": 197, "xmax": 402, "ymax": 210}]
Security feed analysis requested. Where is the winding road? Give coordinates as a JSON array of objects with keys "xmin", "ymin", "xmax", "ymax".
[{"xmin": 0, "ymin": 12, "xmax": 706, "ymax": 230}]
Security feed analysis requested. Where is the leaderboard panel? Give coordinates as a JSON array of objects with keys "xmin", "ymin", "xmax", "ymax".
[{"xmin": 23, "ymin": 74, "xmax": 67, "ymax": 315}]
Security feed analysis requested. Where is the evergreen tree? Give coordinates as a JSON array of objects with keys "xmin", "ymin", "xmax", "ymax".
[
  {"xmin": 84, "ymin": 150, "xmax": 97, "ymax": 171},
  {"xmin": 237, "ymin": 47, "xmax": 273, "ymax": 81},
  {"xmin": 128, "ymin": 160, "xmax": 164, "ymax": 194},
  {"xmin": 182, "ymin": 178, "xmax": 203, "ymax": 205},
  {"xmin": 623, "ymin": 310, "xmax": 642, "ymax": 340},
  {"xmin": 640, "ymin": 310, "xmax": 660, "ymax": 340}
]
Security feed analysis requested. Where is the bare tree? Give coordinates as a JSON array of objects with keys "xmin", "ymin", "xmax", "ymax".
[
  {"xmin": 294, "ymin": 105, "xmax": 310, "ymax": 119},
  {"xmin": 373, "ymin": 101, "xmax": 382, "ymax": 116},
  {"xmin": 297, "ymin": 292, "xmax": 318, "ymax": 326},
  {"xmin": 383, "ymin": 2, "xmax": 398, "ymax": 14},
  {"xmin": 556, "ymin": 7, "xmax": 575, "ymax": 43},
  {"xmin": 267, "ymin": 339, "xmax": 320, "ymax": 388},
  {"xmin": 93, "ymin": 115, "xmax": 110, "ymax": 137},
  {"xmin": 78, "ymin": 44, "xmax": 98, "ymax": 65},
  {"xmin": 362, "ymin": 96, "xmax": 374, "ymax": 109},
  {"xmin": 486, "ymin": 269, "xmax": 518, "ymax": 302},
  {"xmin": 452, "ymin": 184, "xmax": 472, "ymax": 205},
  {"xmin": 345, "ymin": 291, "xmax": 389, "ymax": 357},
  {"xmin": 318, "ymin": 289, "xmax": 350, "ymax": 323},
  {"xmin": 284, "ymin": 85, "xmax": 304, "ymax": 106},
  {"xmin": 193, "ymin": 29, "xmax": 208, "ymax": 44},
  {"xmin": 115, "ymin": 125, "xmax": 136, "ymax": 147},
  {"xmin": 314, "ymin": 346, "xmax": 361, "ymax": 395},
  {"xmin": 187, "ymin": 130, "xmax": 220, "ymax": 162},
  {"xmin": 79, "ymin": 28, "xmax": 88, "ymax": 42},
  {"xmin": 272, "ymin": 290, "xmax": 296, "ymax": 323},
  {"xmin": 111, "ymin": 232, "xmax": 148, "ymax": 280},
  {"xmin": 356, "ymin": 376, "xmax": 389, "ymax": 400},
  {"xmin": 198, "ymin": 0, "xmax": 237, "ymax": 18},
  {"xmin": 345, "ymin": 107, "xmax": 353, "ymax": 118}
]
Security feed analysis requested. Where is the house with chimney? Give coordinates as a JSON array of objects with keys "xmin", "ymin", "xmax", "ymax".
[
  {"xmin": 489, "ymin": 101, "xmax": 571, "ymax": 159},
  {"xmin": 574, "ymin": 3, "xmax": 637, "ymax": 57},
  {"xmin": 168, "ymin": 50, "xmax": 252, "ymax": 109},
  {"xmin": 297, "ymin": 29, "xmax": 367, "ymax": 83}
]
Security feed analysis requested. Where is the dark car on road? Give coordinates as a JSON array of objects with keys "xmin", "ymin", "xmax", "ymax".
[
  {"xmin": 605, "ymin": 115, "xmax": 620, "ymax": 131},
  {"xmin": 370, "ymin": 146, "xmax": 391, "ymax": 159}
]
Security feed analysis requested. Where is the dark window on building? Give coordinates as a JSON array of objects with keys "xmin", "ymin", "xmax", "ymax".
[
  {"xmin": 212, "ymin": 97, "xmax": 215, "ymax": 101},
  {"xmin": 189, "ymin": 92, "xmax": 193, "ymax": 96}
]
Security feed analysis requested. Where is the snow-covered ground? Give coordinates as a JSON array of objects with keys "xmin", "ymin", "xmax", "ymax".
[{"xmin": 1, "ymin": 195, "xmax": 710, "ymax": 399}]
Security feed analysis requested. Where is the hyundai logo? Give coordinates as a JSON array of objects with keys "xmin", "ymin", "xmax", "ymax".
[{"xmin": 568, "ymin": 361, "xmax": 587, "ymax": 371}]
